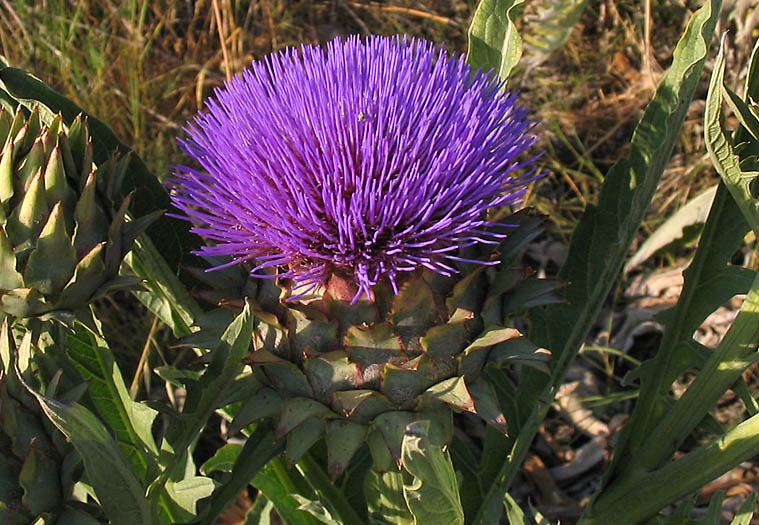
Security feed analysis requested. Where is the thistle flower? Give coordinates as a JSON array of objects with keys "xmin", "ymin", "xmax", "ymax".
[
  {"xmin": 169, "ymin": 35, "xmax": 539, "ymax": 299},
  {"xmin": 174, "ymin": 36, "xmax": 556, "ymax": 477}
]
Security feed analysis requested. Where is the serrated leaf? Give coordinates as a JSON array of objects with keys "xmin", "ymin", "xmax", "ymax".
[
  {"xmin": 467, "ymin": 0, "xmax": 525, "ymax": 80},
  {"xmin": 705, "ymin": 34, "xmax": 759, "ymax": 234},
  {"xmin": 401, "ymin": 420, "xmax": 464, "ymax": 525}
]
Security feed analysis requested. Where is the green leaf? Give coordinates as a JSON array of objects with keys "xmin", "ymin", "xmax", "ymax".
[
  {"xmin": 475, "ymin": 0, "xmax": 724, "ymax": 521},
  {"xmin": 26, "ymin": 390, "xmax": 151, "ymax": 524},
  {"xmin": 165, "ymin": 476, "xmax": 215, "ymax": 519},
  {"xmin": 723, "ymin": 85, "xmax": 759, "ymax": 142},
  {"xmin": 365, "ymin": 469, "xmax": 414, "ymax": 525},
  {"xmin": 624, "ymin": 185, "xmax": 717, "ymax": 273},
  {"xmin": 196, "ymin": 426, "xmax": 283, "ymax": 524},
  {"xmin": 150, "ymin": 303, "xmax": 254, "ymax": 505},
  {"xmin": 401, "ymin": 421, "xmax": 464, "ymax": 525},
  {"xmin": 291, "ymin": 495, "xmax": 340, "ymax": 525},
  {"xmin": 503, "ymin": 492, "xmax": 531, "ymax": 525},
  {"xmin": 467, "ymin": 0, "xmax": 525, "ymax": 80},
  {"xmin": 66, "ymin": 324, "xmax": 159, "ymax": 482},
  {"xmin": 245, "ymin": 494, "xmax": 276, "ymax": 525},
  {"xmin": 704, "ymin": 491, "xmax": 725, "ymax": 523},
  {"xmin": 18, "ymin": 439, "xmax": 61, "ymax": 515},
  {"xmin": 522, "ymin": 0, "xmax": 588, "ymax": 67},
  {"xmin": 730, "ymin": 491, "xmax": 756, "ymax": 525},
  {"xmin": 296, "ymin": 453, "xmax": 365, "ymax": 525},
  {"xmin": 254, "ymin": 459, "xmax": 319, "ymax": 525},
  {"xmin": 449, "ymin": 438, "xmax": 482, "ymax": 522},
  {"xmin": 126, "ymin": 234, "xmax": 201, "ymax": 338},
  {"xmin": 705, "ymin": 34, "xmax": 759, "ymax": 234},
  {"xmin": 200, "ymin": 443, "xmax": 243, "ymax": 474}
]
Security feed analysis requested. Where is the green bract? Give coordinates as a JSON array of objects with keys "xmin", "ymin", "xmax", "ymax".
[
  {"xmin": 0, "ymin": 106, "xmax": 158, "ymax": 324},
  {"xmin": 187, "ymin": 211, "xmax": 560, "ymax": 478}
]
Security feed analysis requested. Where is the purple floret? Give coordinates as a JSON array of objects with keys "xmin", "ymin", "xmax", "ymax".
[{"xmin": 169, "ymin": 35, "xmax": 540, "ymax": 300}]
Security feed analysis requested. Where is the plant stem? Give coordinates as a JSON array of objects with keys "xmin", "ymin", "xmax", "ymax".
[
  {"xmin": 297, "ymin": 453, "xmax": 364, "ymax": 525},
  {"xmin": 580, "ymin": 411, "xmax": 759, "ymax": 524}
]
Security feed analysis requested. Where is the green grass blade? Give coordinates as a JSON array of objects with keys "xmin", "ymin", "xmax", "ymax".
[
  {"xmin": 472, "ymin": 0, "xmax": 723, "ymax": 522},
  {"xmin": 467, "ymin": 0, "xmax": 525, "ymax": 80},
  {"xmin": 730, "ymin": 491, "xmax": 756, "ymax": 525}
]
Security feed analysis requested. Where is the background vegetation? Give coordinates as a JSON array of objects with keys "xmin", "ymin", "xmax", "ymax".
[{"xmin": 2, "ymin": 0, "xmax": 758, "ymax": 522}]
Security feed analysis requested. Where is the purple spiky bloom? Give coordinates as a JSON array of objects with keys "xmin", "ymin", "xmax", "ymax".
[{"xmin": 169, "ymin": 35, "xmax": 540, "ymax": 300}]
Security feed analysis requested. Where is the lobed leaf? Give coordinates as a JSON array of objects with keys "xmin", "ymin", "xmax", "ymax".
[{"xmin": 401, "ymin": 421, "xmax": 464, "ymax": 525}]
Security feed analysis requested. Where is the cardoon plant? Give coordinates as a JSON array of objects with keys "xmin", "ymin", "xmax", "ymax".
[{"xmin": 169, "ymin": 35, "xmax": 555, "ymax": 476}]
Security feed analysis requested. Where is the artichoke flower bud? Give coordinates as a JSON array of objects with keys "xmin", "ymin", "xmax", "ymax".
[{"xmin": 0, "ymin": 106, "xmax": 159, "ymax": 323}]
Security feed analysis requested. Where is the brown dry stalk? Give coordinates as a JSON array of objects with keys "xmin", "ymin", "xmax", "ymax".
[
  {"xmin": 212, "ymin": 0, "xmax": 232, "ymax": 81},
  {"xmin": 348, "ymin": 2, "xmax": 460, "ymax": 27}
]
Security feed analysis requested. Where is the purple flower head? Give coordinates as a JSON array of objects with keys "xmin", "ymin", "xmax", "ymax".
[{"xmin": 169, "ymin": 35, "xmax": 540, "ymax": 301}]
